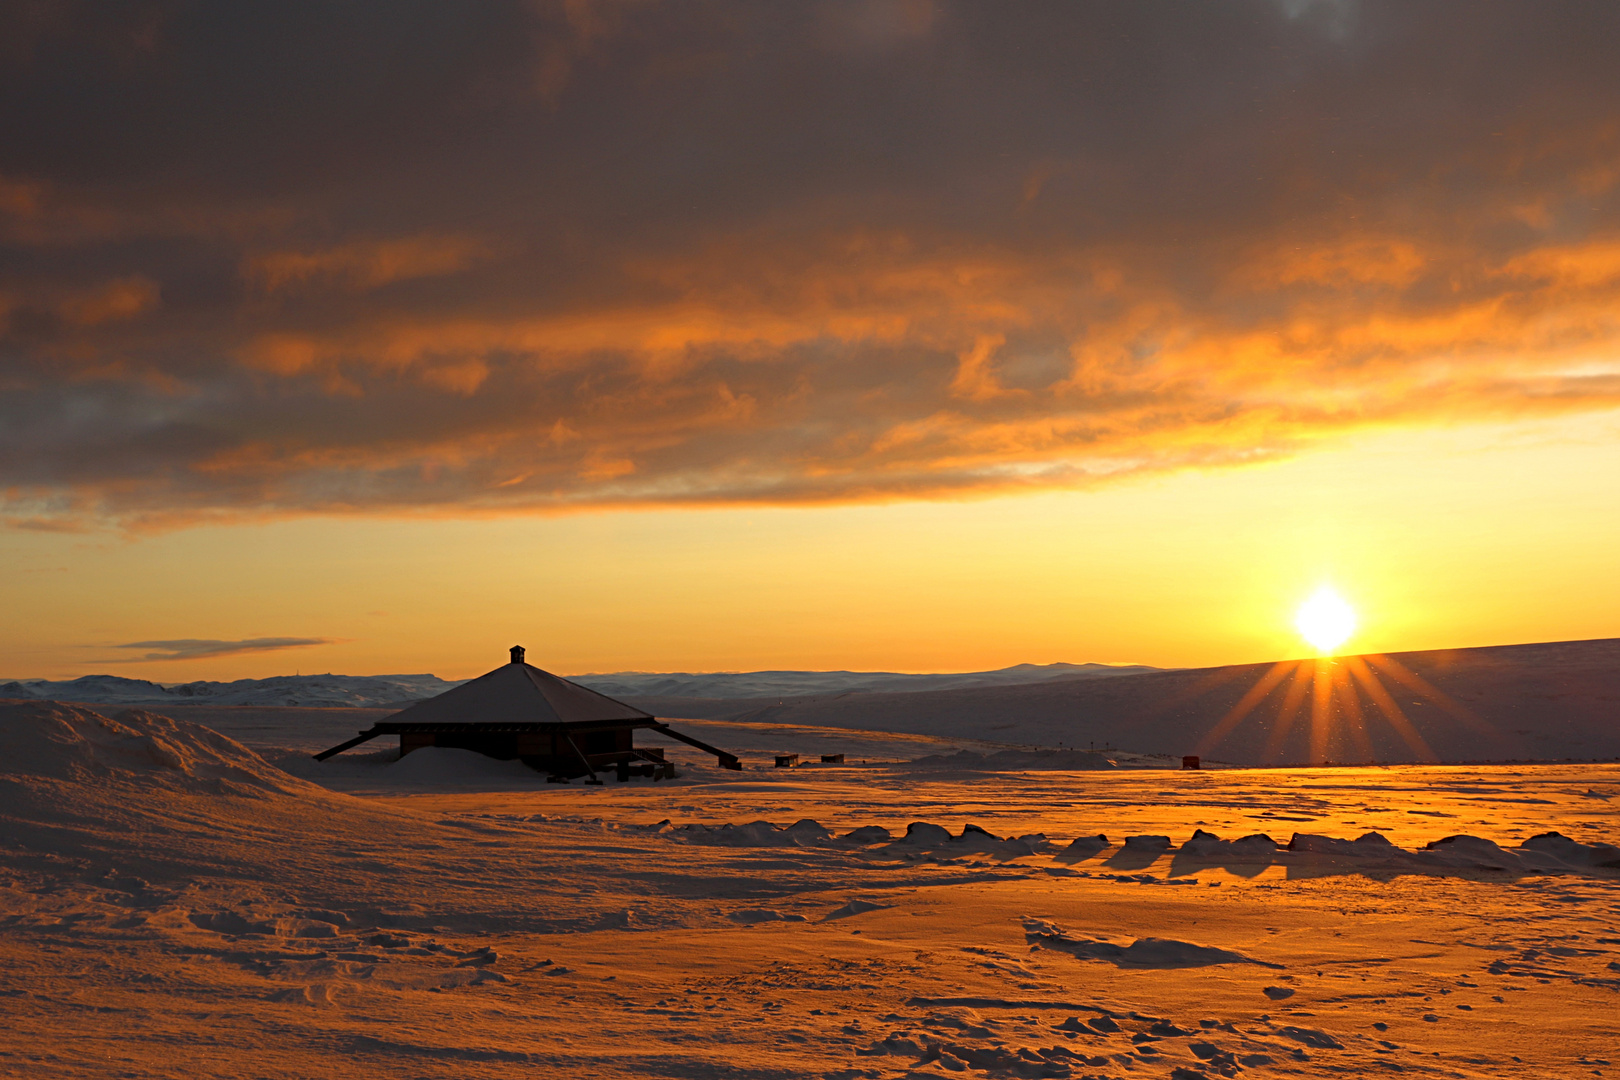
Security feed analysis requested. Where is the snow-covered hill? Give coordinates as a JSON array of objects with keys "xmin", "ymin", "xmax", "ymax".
[
  {"xmin": 0, "ymin": 673, "xmax": 463, "ymax": 709},
  {"xmin": 570, "ymin": 661, "xmax": 1161, "ymax": 699}
]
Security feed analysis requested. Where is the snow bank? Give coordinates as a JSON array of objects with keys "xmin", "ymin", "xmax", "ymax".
[{"xmin": 0, "ymin": 699, "xmax": 316, "ymax": 797}]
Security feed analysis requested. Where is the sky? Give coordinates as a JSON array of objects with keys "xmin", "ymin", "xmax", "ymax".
[{"xmin": 4, "ymin": 1, "xmax": 1619, "ymax": 681}]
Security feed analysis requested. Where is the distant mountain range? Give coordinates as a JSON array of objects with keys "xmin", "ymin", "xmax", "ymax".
[
  {"xmin": 0, "ymin": 662, "xmax": 1160, "ymax": 709},
  {"xmin": 0, "ymin": 673, "xmax": 462, "ymax": 709},
  {"xmin": 570, "ymin": 662, "xmax": 1162, "ymax": 700},
  {"xmin": 10, "ymin": 641, "xmax": 1618, "ymax": 763}
]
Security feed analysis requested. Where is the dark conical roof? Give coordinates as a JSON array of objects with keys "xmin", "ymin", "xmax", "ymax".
[{"xmin": 385, "ymin": 655, "xmax": 651, "ymax": 726}]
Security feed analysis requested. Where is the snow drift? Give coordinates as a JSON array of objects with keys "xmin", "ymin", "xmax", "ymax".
[
  {"xmin": 1022, "ymin": 917, "xmax": 1281, "ymax": 969},
  {"xmin": 0, "ymin": 699, "xmax": 319, "ymax": 796}
]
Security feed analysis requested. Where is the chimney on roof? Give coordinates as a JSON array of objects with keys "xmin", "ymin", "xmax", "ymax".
[{"xmin": 510, "ymin": 645, "xmax": 526, "ymax": 665}]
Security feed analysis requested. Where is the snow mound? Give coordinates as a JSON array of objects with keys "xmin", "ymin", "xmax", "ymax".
[
  {"xmin": 1288, "ymin": 832, "xmax": 1401, "ymax": 858},
  {"xmin": 653, "ymin": 818, "xmax": 1051, "ymax": 858},
  {"xmin": 671, "ymin": 818, "xmax": 834, "ymax": 848},
  {"xmin": 728, "ymin": 908, "xmax": 808, "ymax": 924},
  {"xmin": 1023, "ymin": 918, "xmax": 1282, "ymax": 969},
  {"xmin": 1121, "ymin": 834, "xmax": 1173, "ymax": 852},
  {"xmin": 882, "ymin": 822, "xmax": 1051, "ymax": 859},
  {"xmin": 1179, "ymin": 829, "xmax": 1280, "ymax": 859},
  {"xmin": 1283, "ymin": 830, "xmax": 1620, "ymax": 876},
  {"xmin": 824, "ymin": 899, "xmax": 890, "ymax": 920},
  {"xmin": 1519, "ymin": 831, "xmax": 1620, "ymax": 868},
  {"xmin": 0, "ymin": 700, "xmax": 316, "ymax": 796},
  {"xmin": 1052, "ymin": 834, "xmax": 1110, "ymax": 862},
  {"xmin": 385, "ymin": 746, "xmax": 543, "ymax": 783}
]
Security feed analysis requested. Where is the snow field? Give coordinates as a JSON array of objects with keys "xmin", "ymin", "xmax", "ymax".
[{"xmin": 1, "ymin": 699, "xmax": 1618, "ymax": 1078}]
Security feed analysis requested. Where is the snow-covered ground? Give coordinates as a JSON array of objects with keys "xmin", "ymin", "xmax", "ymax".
[{"xmin": 2, "ymin": 699, "xmax": 1617, "ymax": 1078}]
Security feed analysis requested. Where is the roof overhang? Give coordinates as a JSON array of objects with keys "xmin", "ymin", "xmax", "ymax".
[{"xmin": 372, "ymin": 718, "xmax": 662, "ymax": 734}]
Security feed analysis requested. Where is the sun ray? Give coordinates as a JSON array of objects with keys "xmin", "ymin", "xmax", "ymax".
[
  {"xmin": 1364, "ymin": 653, "xmax": 1493, "ymax": 734},
  {"xmin": 1331, "ymin": 659, "xmax": 1375, "ymax": 763},
  {"xmin": 1124, "ymin": 593, "xmax": 1502, "ymax": 767},
  {"xmin": 1344, "ymin": 654, "xmax": 1438, "ymax": 761},
  {"xmin": 1135, "ymin": 662, "xmax": 1256, "ymax": 723},
  {"xmin": 1308, "ymin": 658, "xmax": 1337, "ymax": 763},
  {"xmin": 1192, "ymin": 660, "xmax": 1296, "ymax": 756},
  {"xmin": 1263, "ymin": 660, "xmax": 1314, "ymax": 762}
]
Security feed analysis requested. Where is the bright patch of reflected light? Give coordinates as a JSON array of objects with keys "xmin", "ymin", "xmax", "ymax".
[{"xmin": 1295, "ymin": 585, "xmax": 1356, "ymax": 655}]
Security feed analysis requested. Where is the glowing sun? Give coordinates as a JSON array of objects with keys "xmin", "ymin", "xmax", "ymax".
[{"xmin": 1295, "ymin": 585, "xmax": 1356, "ymax": 655}]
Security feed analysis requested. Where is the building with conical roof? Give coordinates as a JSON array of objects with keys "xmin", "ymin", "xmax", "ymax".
[{"xmin": 314, "ymin": 646, "xmax": 740, "ymax": 782}]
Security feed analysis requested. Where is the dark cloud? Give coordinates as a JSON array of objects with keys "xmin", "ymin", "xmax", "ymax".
[
  {"xmin": 5, "ymin": 1, "xmax": 1620, "ymax": 529},
  {"xmin": 112, "ymin": 638, "xmax": 333, "ymax": 661}
]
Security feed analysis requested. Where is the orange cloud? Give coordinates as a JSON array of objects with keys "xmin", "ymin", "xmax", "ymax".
[
  {"xmin": 1496, "ymin": 238, "xmax": 1620, "ymax": 288},
  {"xmin": 8, "ymin": 222, "xmax": 1614, "ymax": 533},
  {"xmin": 9, "ymin": 3, "xmax": 1620, "ymax": 532},
  {"xmin": 243, "ymin": 235, "xmax": 492, "ymax": 294},
  {"xmin": 57, "ymin": 276, "xmax": 161, "ymax": 326},
  {"xmin": 1232, "ymin": 236, "xmax": 1430, "ymax": 289}
]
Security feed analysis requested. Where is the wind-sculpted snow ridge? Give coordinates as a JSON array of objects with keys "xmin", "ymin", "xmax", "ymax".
[
  {"xmin": 651, "ymin": 818, "xmax": 838, "ymax": 848},
  {"xmin": 1047, "ymin": 826, "xmax": 1620, "ymax": 880},
  {"xmin": 882, "ymin": 821, "xmax": 1055, "ymax": 859},
  {"xmin": 1179, "ymin": 830, "xmax": 1280, "ymax": 859},
  {"xmin": 0, "ymin": 699, "xmax": 322, "ymax": 797},
  {"xmin": 1023, "ymin": 917, "xmax": 1284, "ymax": 969},
  {"xmin": 645, "ymin": 817, "xmax": 1054, "ymax": 860},
  {"xmin": 1289, "ymin": 830, "xmax": 1620, "ymax": 875},
  {"xmin": 647, "ymin": 815, "xmax": 1620, "ymax": 881},
  {"xmin": 901, "ymin": 748, "xmax": 1117, "ymax": 771}
]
